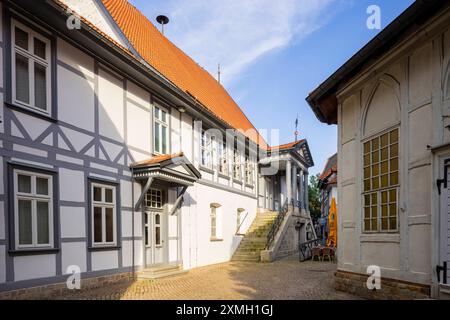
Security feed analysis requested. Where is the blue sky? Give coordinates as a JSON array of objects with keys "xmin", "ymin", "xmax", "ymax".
[{"xmin": 129, "ymin": 0, "xmax": 414, "ymax": 175}]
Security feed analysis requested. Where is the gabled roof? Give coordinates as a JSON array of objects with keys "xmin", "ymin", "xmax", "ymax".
[
  {"xmin": 319, "ymin": 153, "xmax": 337, "ymax": 182},
  {"xmin": 131, "ymin": 152, "xmax": 202, "ymax": 184},
  {"xmin": 131, "ymin": 152, "xmax": 185, "ymax": 167},
  {"xmin": 100, "ymin": 0, "xmax": 267, "ymax": 147},
  {"xmin": 269, "ymin": 139, "xmax": 305, "ymax": 151}
]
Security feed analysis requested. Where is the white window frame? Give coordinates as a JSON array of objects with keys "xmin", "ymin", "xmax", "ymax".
[
  {"xmin": 91, "ymin": 183, "xmax": 117, "ymax": 247},
  {"xmin": 244, "ymin": 157, "xmax": 254, "ymax": 185},
  {"xmin": 153, "ymin": 104, "xmax": 169, "ymax": 155},
  {"xmin": 362, "ymin": 127, "xmax": 400, "ymax": 233},
  {"xmin": 201, "ymin": 129, "xmax": 213, "ymax": 169},
  {"xmin": 11, "ymin": 19, "xmax": 52, "ymax": 115},
  {"xmin": 145, "ymin": 188, "xmax": 163, "ymax": 209},
  {"xmin": 218, "ymin": 140, "xmax": 228, "ymax": 175},
  {"xmin": 13, "ymin": 169, "xmax": 54, "ymax": 250},
  {"xmin": 233, "ymin": 149, "xmax": 241, "ymax": 180},
  {"xmin": 210, "ymin": 203, "xmax": 222, "ymax": 240}
]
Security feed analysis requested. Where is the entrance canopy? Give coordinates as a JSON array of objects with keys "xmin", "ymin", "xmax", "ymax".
[
  {"xmin": 131, "ymin": 152, "xmax": 201, "ymax": 185},
  {"xmin": 130, "ymin": 152, "xmax": 201, "ymax": 213}
]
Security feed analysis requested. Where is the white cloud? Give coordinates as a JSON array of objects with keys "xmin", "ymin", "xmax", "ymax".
[{"xmin": 132, "ymin": 0, "xmax": 336, "ymax": 85}]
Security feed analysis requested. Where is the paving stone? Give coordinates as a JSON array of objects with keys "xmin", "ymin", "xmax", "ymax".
[{"xmin": 53, "ymin": 256, "xmax": 359, "ymax": 300}]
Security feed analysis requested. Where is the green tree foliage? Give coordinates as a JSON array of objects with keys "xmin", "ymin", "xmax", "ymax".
[{"xmin": 308, "ymin": 173, "xmax": 321, "ymax": 221}]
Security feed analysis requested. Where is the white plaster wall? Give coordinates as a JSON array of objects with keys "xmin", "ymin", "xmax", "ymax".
[
  {"xmin": 62, "ymin": 242, "xmax": 87, "ymax": 273},
  {"xmin": 171, "ymin": 109, "xmax": 181, "ymax": 154},
  {"xmin": 181, "ymin": 113, "xmax": 193, "ymax": 162},
  {"xmin": 57, "ymin": 39, "xmax": 95, "ymax": 132},
  {"xmin": 60, "ymin": 0, "xmax": 126, "ymax": 47},
  {"xmin": 14, "ymin": 255, "xmax": 56, "ymax": 281},
  {"xmin": 60, "ymin": 206, "xmax": 85, "ymax": 238},
  {"xmin": 121, "ymin": 240, "xmax": 133, "ymax": 268},
  {"xmin": 98, "ymin": 68, "xmax": 124, "ymax": 142},
  {"xmin": 59, "ymin": 168, "xmax": 85, "ymax": 202},
  {"xmin": 126, "ymin": 99, "xmax": 151, "ymax": 152},
  {"xmin": 91, "ymin": 251, "xmax": 118, "ymax": 271},
  {"xmin": 181, "ymin": 183, "xmax": 257, "ymax": 269},
  {"xmin": 121, "ymin": 210, "xmax": 133, "ymax": 238}
]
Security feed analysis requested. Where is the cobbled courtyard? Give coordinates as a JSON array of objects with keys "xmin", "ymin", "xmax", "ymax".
[{"xmin": 54, "ymin": 256, "xmax": 359, "ymax": 300}]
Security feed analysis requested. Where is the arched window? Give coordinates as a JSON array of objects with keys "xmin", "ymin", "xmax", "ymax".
[{"xmin": 361, "ymin": 76, "xmax": 400, "ymax": 233}]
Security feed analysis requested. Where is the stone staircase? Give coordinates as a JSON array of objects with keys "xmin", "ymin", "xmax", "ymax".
[
  {"xmin": 231, "ymin": 211, "xmax": 279, "ymax": 262},
  {"xmin": 137, "ymin": 265, "xmax": 187, "ymax": 280}
]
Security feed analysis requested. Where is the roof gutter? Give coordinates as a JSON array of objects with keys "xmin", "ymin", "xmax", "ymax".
[{"xmin": 306, "ymin": 0, "xmax": 446, "ymax": 125}]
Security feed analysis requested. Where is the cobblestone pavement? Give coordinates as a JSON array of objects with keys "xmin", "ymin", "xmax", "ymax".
[{"xmin": 56, "ymin": 256, "xmax": 359, "ymax": 300}]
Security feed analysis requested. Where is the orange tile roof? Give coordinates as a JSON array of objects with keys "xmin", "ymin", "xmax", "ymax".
[
  {"xmin": 101, "ymin": 0, "xmax": 267, "ymax": 148},
  {"xmin": 130, "ymin": 152, "xmax": 184, "ymax": 168},
  {"xmin": 269, "ymin": 139, "xmax": 305, "ymax": 151},
  {"xmin": 319, "ymin": 153, "xmax": 337, "ymax": 181}
]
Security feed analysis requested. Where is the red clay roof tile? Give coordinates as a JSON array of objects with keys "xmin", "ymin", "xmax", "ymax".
[{"xmin": 101, "ymin": 0, "xmax": 267, "ymax": 147}]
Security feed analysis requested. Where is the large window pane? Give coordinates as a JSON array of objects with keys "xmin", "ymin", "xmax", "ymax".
[
  {"xmin": 36, "ymin": 177, "xmax": 49, "ymax": 195},
  {"xmin": 18, "ymin": 200, "xmax": 32, "ymax": 245},
  {"xmin": 94, "ymin": 207, "xmax": 102, "ymax": 243},
  {"xmin": 15, "ymin": 27, "xmax": 29, "ymax": 50},
  {"xmin": 105, "ymin": 208, "xmax": 114, "ymax": 243},
  {"xmin": 16, "ymin": 53, "xmax": 30, "ymax": 104},
  {"xmin": 34, "ymin": 62, "xmax": 47, "ymax": 110},
  {"xmin": 18, "ymin": 174, "xmax": 31, "ymax": 193},
  {"xmin": 37, "ymin": 201, "xmax": 49, "ymax": 244}
]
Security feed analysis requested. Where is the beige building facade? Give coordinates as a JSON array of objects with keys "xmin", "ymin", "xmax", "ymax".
[{"xmin": 307, "ymin": 1, "xmax": 450, "ymax": 299}]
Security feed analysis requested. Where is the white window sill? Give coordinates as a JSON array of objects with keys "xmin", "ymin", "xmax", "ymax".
[{"xmin": 360, "ymin": 233, "xmax": 400, "ymax": 243}]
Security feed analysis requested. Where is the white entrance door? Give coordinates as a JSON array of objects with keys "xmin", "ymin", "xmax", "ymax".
[
  {"xmin": 145, "ymin": 211, "xmax": 166, "ymax": 266},
  {"xmin": 439, "ymin": 162, "xmax": 450, "ymax": 295}
]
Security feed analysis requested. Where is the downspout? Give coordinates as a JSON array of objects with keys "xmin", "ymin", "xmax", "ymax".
[{"xmin": 131, "ymin": 167, "xmax": 135, "ymax": 279}]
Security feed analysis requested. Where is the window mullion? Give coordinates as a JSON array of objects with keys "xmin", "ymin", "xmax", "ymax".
[
  {"xmin": 32, "ymin": 199, "xmax": 37, "ymax": 247},
  {"xmin": 29, "ymin": 55, "xmax": 35, "ymax": 109},
  {"xmin": 102, "ymin": 206, "xmax": 106, "ymax": 244}
]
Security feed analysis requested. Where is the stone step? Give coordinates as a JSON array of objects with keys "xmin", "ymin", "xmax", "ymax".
[
  {"xmin": 137, "ymin": 265, "xmax": 187, "ymax": 280},
  {"xmin": 231, "ymin": 256, "xmax": 260, "ymax": 262}
]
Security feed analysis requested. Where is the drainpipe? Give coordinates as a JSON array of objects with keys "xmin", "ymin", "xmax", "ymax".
[{"xmin": 131, "ymin": 167, "xmax": 135, "ymax": 279}]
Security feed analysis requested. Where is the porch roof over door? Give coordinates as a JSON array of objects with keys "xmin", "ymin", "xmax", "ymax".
[{"xmin": 130, "ymin": 152, "xmax": 201, "ymax": 186}]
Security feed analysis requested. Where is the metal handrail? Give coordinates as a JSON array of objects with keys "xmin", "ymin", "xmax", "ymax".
[
  {"xmin": 298, "ymin": 238, "xmax": 321, "ymax": 262},
  {"xmin": 235, "ymin": 211, "xmax": 249, "ymax": 235},
  {"xmin": 265, "ymin": 199, "xmax": 289, "ymax": 249}
]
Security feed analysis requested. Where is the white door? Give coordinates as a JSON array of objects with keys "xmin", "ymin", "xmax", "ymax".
[
  {"xmin": 439, "ymin": 162, "xmax": 450, "ymax": 295},
  {"xmin": 144, "ymin": 211, "xmax": 167, "ymax": 266}
]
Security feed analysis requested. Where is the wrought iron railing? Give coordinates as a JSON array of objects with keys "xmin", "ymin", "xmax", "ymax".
[
  {"xmin": 298, "ymin": 238, "xmax": 320, "ymax": 262},
  {"xmin": 265, "ymin": 199, "xmax": 289, "ymax": 250}
]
